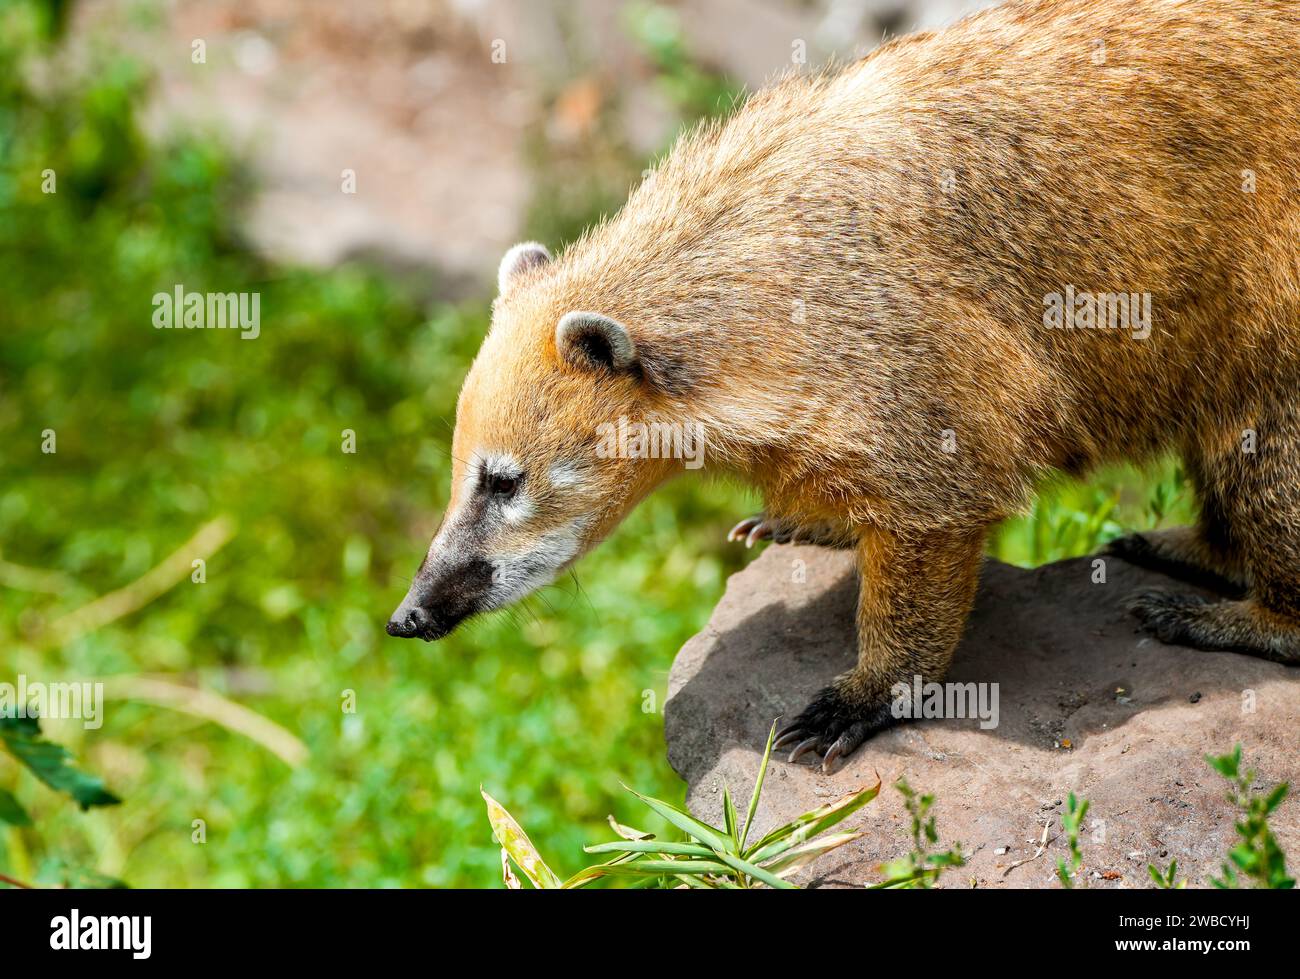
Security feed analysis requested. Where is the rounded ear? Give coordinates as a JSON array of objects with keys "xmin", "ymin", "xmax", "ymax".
[
  {"xmin": 556, "ymin": 311, "xmax": 637, "ymax": 373},
  {"xmin": 497, "ymin": 242, "xmax": 552, "ymax": 295}
]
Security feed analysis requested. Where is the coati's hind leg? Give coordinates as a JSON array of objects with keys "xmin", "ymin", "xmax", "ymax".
[
  {"xmin": 1130, "ymin": 412, "xmax": 1300, "ymax": 664},
  {"xmin": 727, "ymin": 514, "xmax": 854, "ymax": 549},
  {"xmin": 774, "ymin": 525, "xmax": 986, "ymax": 772},
  {"xmin": 1105, "ymin": 458, "xmax": 1248, "ymax": 596}
]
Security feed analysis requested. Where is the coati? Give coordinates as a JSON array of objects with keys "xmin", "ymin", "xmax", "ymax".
[{"xmin": 388, "ymin": 0, "xmax": 1300, "ymax": 772}]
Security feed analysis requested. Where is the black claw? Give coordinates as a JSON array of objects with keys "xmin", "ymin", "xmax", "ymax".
[
  {"xmin": 822, "ymin": 723, "xmax": 872, "ymax": 773},
  {"xmin": 774, "ymin": 684, "xmax": 899, "ymax": 771},
  {"xmin": 788, "ymin": 736, "xmax": 821, "ymax": 763},
  {"xmin": 821, "ymin": 746, "xmax": 842, "ymax": 775},
  {"xmin": 1129, "ymin": 589, "xmax": 1208, "ymax": 612},
  {"xmin": 772, "ymin": 728, "xmax": 804, "ymax": 750}
]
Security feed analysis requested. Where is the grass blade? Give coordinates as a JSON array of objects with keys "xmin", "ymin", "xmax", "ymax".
[
  {"xmin": 723, "ymin": 782, "xmax": 740, "ymax": 849},
  {"xmin": 761, "ymin": 831, "xmax": 862, "ymax": 876},
  {"xmin": 622, "ymin": 784, "xmax": 734, "ymax": 854},
  {"xmin": 583, "ymin": 840, "xmax": 715, "ymax": 857},
  {"xmin": 607, "ymin": 814, "xmax": 654, "ymax": 841},
  {"xmin": 591, "ymin": 859, "xmax": 735, "ymax": 877},
  {"xmin": 741, "ymin": 720, "xmax": 778, "ymax": 850},
  {"xmin": 715, "ymin": 851, "xmax": 796, "ymax": 889},
  {"xmin": 745, "ymin": 779, "xmax": 881, "ymax": 863}
]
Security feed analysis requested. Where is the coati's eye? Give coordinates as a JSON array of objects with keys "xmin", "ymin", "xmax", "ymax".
[{"xmin": 486, "ymin": 474, "xmax": 519, "ymax": 500}]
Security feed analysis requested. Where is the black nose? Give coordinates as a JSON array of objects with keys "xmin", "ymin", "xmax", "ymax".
[{"xmin": 386, "ymin": 606, "xmax": 432, "ymax": 639}]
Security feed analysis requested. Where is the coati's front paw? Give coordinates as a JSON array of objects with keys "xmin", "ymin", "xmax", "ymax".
[
  {"xmin": 727, "ymin": 515, "xmax": 777, "ymax": 548},
  {"xmin": 727, "ymin": 514, "xmax": 854, "ymax": 550},
  {"xmin": 772, "ymin": 682, "xmax": 898, "ymax": 774},
  {"xmin": 1129, "ymin": 589, "xmax": 1210, "ymax": 645}
]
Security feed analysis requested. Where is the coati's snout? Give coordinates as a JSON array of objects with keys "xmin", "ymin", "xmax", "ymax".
[
  {"xmin": 386, "ymin": 448, "xmax": 597, "ymax": 643},
  {"xmin": 386, "ymin": 556, "xmax": 495, "ymax": 641},
  {"xmin": 386, "ymin": 239, "xmax": 673, "ymax": 643}
]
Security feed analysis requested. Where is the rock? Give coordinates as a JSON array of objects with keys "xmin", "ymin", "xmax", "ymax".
[{"xmin": 664, "ymin": 545, "xmax": 1300, "ymax": 888}]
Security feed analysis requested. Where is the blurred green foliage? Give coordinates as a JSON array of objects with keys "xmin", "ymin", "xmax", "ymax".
[
  {"xmin": 0, "ymin": 0, "xmax": 1193, "ymax": 887},
  {"xmin": 622, "ymin": 1, "xmax": 741, "ymax": 123}
]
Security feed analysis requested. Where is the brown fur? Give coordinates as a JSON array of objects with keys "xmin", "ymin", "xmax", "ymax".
[{"xmin": 433, "ymin": 0, "xmax": 1300, "ymax": 767}]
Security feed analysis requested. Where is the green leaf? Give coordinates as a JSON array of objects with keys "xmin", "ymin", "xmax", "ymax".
[
  {"xmin": 606, "ymin": 814, "xmax": 653, "ymax": 841},
  {"xmin": 741, "ymin": 720, "xmax": 777, "ymax": 850},
  {"xmin": 0, "ymin": 717, "xmax": 39, "ymax": 739},
  {"xmin": 1264, "ymin": 783, "xmax": 1289, "ymax": 815},
  {"xmin": 561, "ymin": 856, "xmax": 643, "ymax": 888},
  {"xmin": 559, "ymin": 864, "xmax": 614, "ymax": 888},
  {"xmin": 714, "ymin": 850, "xmax": 796, "ymax": 889},
  {"xmin": 761, "ymin": 831, "xmax": 862, "ymax": 877},
  {"xmin": 1057, "ymin": 856, "xmax": 1074, "ymax": 888},
  {"xmin": 869, "ymin": 868, "xmax": 933, "ymax": 889},
  {"xmin": 0, "ymin": 716, "xmax": 119, "ymax": 810},
  {"xmin": 745, "ymin": 779, "xmax": 881, "ymax": 863},
  {"xmin": 0, "ymin": 787, "xmax": 33, "ymax": 827},
  {"xmin": 722, "ymin": 782, "xmax": 739, "ymax": 849},
  {"xmin": 675, "ymin": 873, "xmax": 720, "ymax": 889},
  {"xmin": 583, "ymin": 840, "xmax": 715, "ymax": 858},
  {"xmin": 928, "ymin": 850, "xmax": 964, "ymax": 868},
  {"xmin": 589, "ymin": 859, "xmax": 735, "ymax": 878},
  {"xmin": 1206, "ymin": 745, "xmax": 1241, "ymax": 779},
  {"xmin": 622, "ymin": 785, "xmax": 734, "ymax": 854},
  {"xmin": 1228, "ymin": 843, "xmax": 1259, "ymax": 873},
  {"xmin": 480, "ymin": 787, "xmax": 562, "ymax": 889}
]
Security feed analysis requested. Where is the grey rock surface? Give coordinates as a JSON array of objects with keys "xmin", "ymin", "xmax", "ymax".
[{"xmin": 665, "ymin": 545, "xmax": 1300, "ymax": 888}]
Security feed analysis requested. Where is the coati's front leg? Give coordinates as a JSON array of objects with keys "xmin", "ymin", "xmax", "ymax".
[{"xmin": 774, "ymin": 525, "xmax": 987, "ymax": 772}]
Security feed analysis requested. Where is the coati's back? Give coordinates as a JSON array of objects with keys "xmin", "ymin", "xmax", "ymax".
[
  {"xmin": 845, "ymin": 0, "xmax": 1300, "ymax": 466},
  {"xmin": 551, "ymin": 0, "xmax": 1300, "ymax": 522}
]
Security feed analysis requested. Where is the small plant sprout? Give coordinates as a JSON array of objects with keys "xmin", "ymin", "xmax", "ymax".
[
  {"xmin": 1206, "ymin": 744, "xmax": 1294, "ymax": 889},
  {"xmin": 1148, "ymin": 859, "xmax": 1184, "ymax": 889},
  {"xmin": 871, "ymin": 779, "xmax": 964, "ymax": 889},
  {"xmin": 1055, "ymin": 792, "xmax": 1089, "ymax": 888},
  {"xmin": 483, "ymin": 721, "xmax": 881, "ymax": 888}
]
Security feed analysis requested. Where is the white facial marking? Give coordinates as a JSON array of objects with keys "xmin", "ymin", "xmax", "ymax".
[
  {"xmin": 435, "ymin": 448, "xmax": 527, "ymax": 562},
  {"xmin": 480, "ymin": 451, "xmax": 522, "ymax": 481},
  {"xmin": 501, "ymin": 495, "xmax": 535, "ymax": 525},
  {"xmin": 475, "ymin": 451, "xmax": 531, "ymax": 524},
  {"xmin": 488, "ymin": 519, "xmax": 587, "ymax": 607},
  {"xmin": 547, "ymin": 460, "xmax": 587, "ymax": 490}
]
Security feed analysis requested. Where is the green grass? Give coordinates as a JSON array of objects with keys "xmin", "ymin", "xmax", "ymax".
[
  {"xmin": 0, "ymin": 0, "xmax": 1195, "ymax": 888},
  {"xmin": 990, "ymin": 460, "xmax": 1194, "ymax": 567},
  {"xmin": 0, "ymin": 2, "xmax": 762, "ymax": 887}
]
